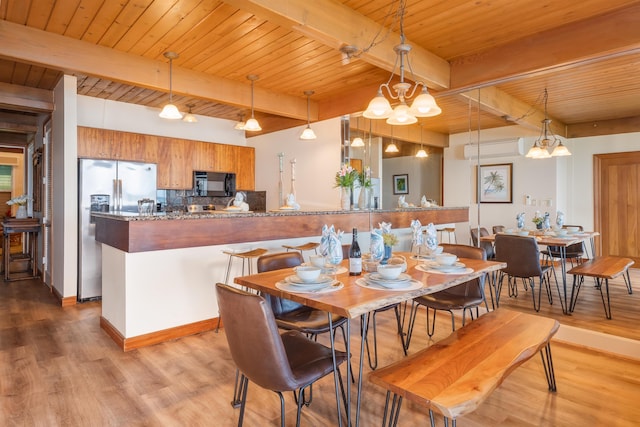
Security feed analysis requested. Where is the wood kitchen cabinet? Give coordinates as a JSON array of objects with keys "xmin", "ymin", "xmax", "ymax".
[
  {"xmin": 78, "ymin": 127, "xmax": 157, "ymax": 162},
  {"xmin": 192, "ymin": 141, "xmax": 217, "ymax": 171},
  {"xmin": 235, "ymin": 146, "xmax": 255, "ymax": 190},
  {"xmin": 156, "ymin": 138, "xmax": 194, "ymax": 189}
]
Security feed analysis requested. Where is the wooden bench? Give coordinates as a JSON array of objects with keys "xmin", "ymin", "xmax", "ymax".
[
  {"xmin": 568, "ymin": 256, "xmax": 634, "ymax": 319},
  {"xmin": 369, "ymin": 309, "xmax": 559, "ymax": 427}
]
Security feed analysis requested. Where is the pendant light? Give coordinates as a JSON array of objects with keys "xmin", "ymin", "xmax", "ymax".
[
  {"xmin": 159, "ymin": 52, "xmax": 183, "ymax": 120},
  {"xmin": 299, "ymin": 90, "xmax": 317, "ymax": 140},
  {"xmin": 182, "ymin": 104, "xmax": 198, "ymax": 123},
  {"xmin": 351, "ymin": 115, "xmax": 364, "ymax": 147},
  {"xmin": 244, "ymin": 75, "xmax": 262, "ymax": 131},
  {"xmin": 385, "ymin": 127, "xmax": 399, "ymax": 153},
  {"xmin": 415, "ymin": 124, "xmax": 428, "ymax": 158}
]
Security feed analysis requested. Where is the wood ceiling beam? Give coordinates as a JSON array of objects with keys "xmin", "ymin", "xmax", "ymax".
[
  {"xmin": 0, "ymin": 111, "xmax": 39, "ymax": 134},
  {"xmin": 450, "ymin": 3, "xmax": 640, "ymax": 90},
  {"xmin": 0, "ymin": 132, "xmax": 30, "ymax": 145},
  {"xmin": 567, "ymin": 115, "xmax": 640, "ymax": 138},
  {"xmin": 224, "ymin": 0, "xmax": 450, "ymax": 90},
  {"xmin": 458, "ymin": 86, "xmax": 566, "ymax": 135},
  {"xmin": 0, "ymin": 20, "xmax": 310, "ymax": 121},
  {"xmin": 0, "ymin": 82, "xmax": 53, "ymax": 113}
]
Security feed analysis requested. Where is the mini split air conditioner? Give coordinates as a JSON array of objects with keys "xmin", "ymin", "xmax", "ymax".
[{"xmin": 463, "ymin": 138, "xmax": 524, "ymax": 159}]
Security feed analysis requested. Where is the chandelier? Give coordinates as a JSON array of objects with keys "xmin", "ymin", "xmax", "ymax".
[
  {"xmin": 363, "ymin": 0, "xmax": 441, "ymax": 125},
  {"xmin": 526, "ymin": 89, "xmax": 571, "ymax": 159}
]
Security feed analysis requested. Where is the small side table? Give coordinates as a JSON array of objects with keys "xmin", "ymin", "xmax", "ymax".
[{"xmin": 2, "ymin": 218, "xmax": 41, "ymax": 281}]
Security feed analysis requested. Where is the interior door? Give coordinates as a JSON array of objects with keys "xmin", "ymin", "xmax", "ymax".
[{"xmin": 594, "ymin": 151, "xmax": 640, "ymax": 265}]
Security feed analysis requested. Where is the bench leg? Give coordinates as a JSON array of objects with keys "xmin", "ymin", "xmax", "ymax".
[
  {"xmin": 382, "ymin": 391, "xmax": 403, "ymax": 427},
  {"xmin": 540, "ymin": 343, "xmax": 557, "ymax": 392},
  {"xmin": 597, "ymin": 278, "xmax": 613, "ymax": 319},
  {"xmin": 569, "ymin": 273, "xmax": 584, "ymax": 313}
]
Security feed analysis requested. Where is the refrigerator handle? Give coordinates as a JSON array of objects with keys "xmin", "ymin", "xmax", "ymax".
[
  {"xmin": 113, "ymin": 179, "xmax": 119, "ymax": 211},
  {"xmin": 118, "ymin": 179, "xmax": 123, "ymax": 211}
]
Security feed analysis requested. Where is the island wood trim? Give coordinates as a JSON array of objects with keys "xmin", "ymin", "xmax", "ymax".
[{"xmin": 94, "ymin": 208, "xmax": 469, "ymax": 253}]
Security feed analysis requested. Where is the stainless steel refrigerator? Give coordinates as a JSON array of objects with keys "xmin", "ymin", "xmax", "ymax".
[{"xmin": 78, "ymin": 159, "xmax": 157, "ymax": 301}]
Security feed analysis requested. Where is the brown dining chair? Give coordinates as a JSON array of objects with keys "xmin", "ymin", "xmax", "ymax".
[
  {"xmin": 404, "ymin": 244, "xmax": 489, "ymax": 350},
  {"xmin": 494, "ymin": 234, "xmax": 559, "ymax": 311},
  {"xmin": 470, "ymin": 226, "xmax": 495, "ymax": 259},
  {"xmin": 542, "ymin": 224, "xmax": 586, "ymax": 269},
  {"xmin": 216, "ymin": 283, "xmax": 347, "ymax": 427},
  {"xmin": 493, "ymin": 225, "xmax": 505, "ymax": 234}
]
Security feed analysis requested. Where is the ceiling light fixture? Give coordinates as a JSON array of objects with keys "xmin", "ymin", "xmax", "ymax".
[
  {"xmin": 415, "ymin": 124, "xmax": 428, "ymax": 158},
  {"xmin": 299, "ymin": 90, "xmax": 317, "ymax": 140},
  {"xmin": 363, "ymin": 0, "xmax": 441, "ymax": 125},
  {"xmin": 351, "ymin": 116, "xmax": 364, "ymax": 147},
  {"xmin": 385, "ymin": 127, "xmax": 399, "ymax": 153},
  {"xmin": 526, "ymin": 89, "xmax": 571, "ymax": 159},
  {"xmin": 234, "ymin": 113, "xmax": 246, "ymax": 130},
  {"xmin": 159, "ymin": 52, "xmax": 183, "ymax": 120},
  {"xmin": 182, "ymin": 104, "xmax": 198, "ymax": 123},
  {"xmin": 243, "ymin": 75, "xmax": 262, "ymax": 132}
]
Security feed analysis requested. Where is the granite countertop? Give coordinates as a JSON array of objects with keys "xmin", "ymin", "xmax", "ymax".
[{"xmin": 91, "ymin": 206, "xmax": 465, "ymax": 221}]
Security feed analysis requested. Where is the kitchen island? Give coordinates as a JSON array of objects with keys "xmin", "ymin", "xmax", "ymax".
[{"xmin": 93, "ymin": 207, "xmax": 468, "ymax": 350}]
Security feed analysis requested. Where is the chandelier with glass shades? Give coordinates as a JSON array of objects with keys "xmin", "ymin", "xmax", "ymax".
[
  {"xmin": 526, "ymin": 89, "xmax": 571, "ymax": 159},
  {"xmin": 363, "ymin": 1, "xmax": 441, "ymax": 125}
]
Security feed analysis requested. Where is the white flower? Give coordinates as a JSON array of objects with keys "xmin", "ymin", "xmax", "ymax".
[{"xmin": 7, "ymin": 195, "xmax": 29, "ymax": 206}]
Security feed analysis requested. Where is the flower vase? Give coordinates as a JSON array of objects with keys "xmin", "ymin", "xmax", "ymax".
[
  {"xmin": 341, "ymin": 187, "xmax": 351, "ymax": 210},
  {"xmin": 16, "ymin": 205, "xmax": 27, "ymax": 219},
  {"xmin": 358, "ymin": 187, "xmax": 370, "ymax": 210},
  {"xmin": 381, "ymin": 245, "xmax": 392, "ymax": 265},
  {"xmin": 536, "ymin": 222, "xmax": 543, "ymax": 230}
]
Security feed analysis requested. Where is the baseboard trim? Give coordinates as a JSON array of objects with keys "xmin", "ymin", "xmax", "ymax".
[
  {"xmin": 554, "ymin": 324, "xmax": 640, "ymax": 361},
  {"xmin": 100, "ymin": 316, "xmax": 220, "ymax": 352},
  {"xmin": 50, "ymin": 284, "xmax": 77, "ymax": 307}
]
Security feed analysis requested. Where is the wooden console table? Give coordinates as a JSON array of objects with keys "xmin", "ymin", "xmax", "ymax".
[{"xmin": 2, "ymin": 217, "xmax": 40, "ymax": 281}]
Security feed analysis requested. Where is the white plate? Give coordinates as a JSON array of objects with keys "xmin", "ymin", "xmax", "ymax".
[
  {"xmin": 276, "ymin": 281, "xmax": 343, "ymax": 294},
  {"xmin": 423, "ymin": 261, "xmax": 465, "ymax": 269},
  {"xmin": 286, "ymin": 274, "xmax": 333, "ymax": 286},
  {"xmin": 366, "ymin": 272, "xmax": 412, "ymax": 283},
  {"xmin": 415, "ymin": 264, "xmax": 474, "ymax": 275},
  {"xmin": 356, "ymin": 278, "xmax": 422, "ymax": 291}
]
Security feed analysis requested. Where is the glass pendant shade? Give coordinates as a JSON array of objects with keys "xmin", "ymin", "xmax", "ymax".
[
  {"xmin": 159, "ymin": 103, "xmax": 182, "ymax": 120},
  {"xmin": 410, "ymin": 87, "xmax": 441, "ymax": 117},
  {"xmin": 385, "ymin": 142, "xmax": 399, "ymax": 153},
  {"xmin": 243, "ymin": 117, "xmax": 261, "ymax": 131},
  {"xmin": 415, "ymin": 148, "xmax": 428, "ymax": 158},
  {"xmin": 551, "ymin": 142, "xmax": 571, "ymax": 156},
  {"xmin": 182, "ymin": 104, "xmax": 197, "ymax": 122},
  {"xmin": 299, "ymin": 126, "xmax": 317, "ymax": 140},
  {"xmin": 234, "ymin": 120, "xmax": 246, "ymax": 130},
  {"xmin": 386, "ymin": 102, "xmax": 417, "ymax": 125},
  {"xmin": 363, "ymin": 91, "xmax": 393, "ymax": 119},
  {"xmin": 351, "ymin": 136, "xmax": 364, "ymax": 147}
]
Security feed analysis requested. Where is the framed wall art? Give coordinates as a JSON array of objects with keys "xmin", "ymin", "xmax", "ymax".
[
  {"xmin": 477, "ymin": 163, "xmax": 512, "ymax": 203},
  {"xmin": 393, "ymin": 174, "xmax": 409, "ymax": 195}
]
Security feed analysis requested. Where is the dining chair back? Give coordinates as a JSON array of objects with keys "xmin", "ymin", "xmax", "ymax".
[
  {"xmin": 216, "ymin": 283, "xmax": 347, "ymax": 427},
  {"xmin": 493, "ymin": 225, "xmax": 505, "ymax": 234},
  {"xmin": 494, "ymin": 234, "xmax": 558, "ymax": 311},
  {"xmin": 470, "ymin": 226, "xmax": 495, "ymax": 259},
  {"xmin": 404, "ymin": 243, "xmax": 488, "ymax": 350}
]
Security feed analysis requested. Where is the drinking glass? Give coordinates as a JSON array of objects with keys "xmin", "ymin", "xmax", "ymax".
[{"xmin": 325, "ymin": 242, "xmax": 343, "ymax": 283}]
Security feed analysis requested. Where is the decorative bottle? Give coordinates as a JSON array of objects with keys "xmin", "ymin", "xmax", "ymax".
[{"xmin": 349, "ymin": 228, "xmax": 362, "ymax": 276}]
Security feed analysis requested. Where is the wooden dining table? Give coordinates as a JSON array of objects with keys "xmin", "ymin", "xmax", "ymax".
[
  {"xmin": 234, "ymin": 252, "xmax": 506, "ymax": 427},
  {"xmin": 481, "ymin": 231, "xmax": 599, "ymax": 314}
]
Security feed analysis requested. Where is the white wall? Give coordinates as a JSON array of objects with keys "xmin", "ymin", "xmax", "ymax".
[
  {"xmin": 382, "ymin": 153, "xmax": 442, "ymax": 209},
  {"xmin": 444, "ymin": 124, "xmax": 640, "ymax": 243},
  {"xmin": 52, "ymin": 75, "xmax": 78, "ymax": 298},
  {"xmin": 77, "ymin": 96, "xmax": 246, "ymax": 146},
  {"xmin": 247, "ymin": 118, "xmax": 342, "ymax": 210}
]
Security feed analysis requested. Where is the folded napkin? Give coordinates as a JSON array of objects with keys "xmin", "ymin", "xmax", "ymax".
[
  {"xmin": 319, "ymin": 225, "xmax": 343, "ymax": 264},
  {"xmin": 556, "ymin": 210, "xmax": 564, "ymax": 228},
  {"xmin": 517, "ymin": 212, "xmax": 525, "ymax": 229},
  {"xmin": 284, "ymin": 193, "xmax": 300, "ymax": 210},
  {"xmin": 411, "ymin": 219, "xmax": 423, "ymax": 247},
  {"xmin": 424, "ymin": 223, "xmax": 438, "ymax": 251}
]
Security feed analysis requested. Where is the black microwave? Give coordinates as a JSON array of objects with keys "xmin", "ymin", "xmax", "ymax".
[{"xmin": 194, "ymin": 171, "xmax": 236, "ymax": 197}]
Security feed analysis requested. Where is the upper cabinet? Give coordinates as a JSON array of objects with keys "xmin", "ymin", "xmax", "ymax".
[
  {"xmin": 78, "ymin": 127, "xmax": 157, "ymax": 162},
  {"xmin": 157, "ymin": 138, "xmax": 194, "ymax": 189},
  {"xmin": 78, "ymin": 127, "xmax": 254, "ymax": 191}
]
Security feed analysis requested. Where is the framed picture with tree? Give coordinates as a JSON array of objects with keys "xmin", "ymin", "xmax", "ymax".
[{"xmin": 477, "ymin": 163, "xmax": 512, "ymax": 203}]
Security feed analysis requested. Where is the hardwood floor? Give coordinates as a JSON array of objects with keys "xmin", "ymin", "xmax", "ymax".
[{"xmin": 1, "ymin": 276, "xmax": 639, "ymax": 426}]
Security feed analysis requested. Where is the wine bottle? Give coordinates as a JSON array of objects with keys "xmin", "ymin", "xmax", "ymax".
[{"xmin": 349, "ymin": 228, "xmax": 362, "ymax": 276}]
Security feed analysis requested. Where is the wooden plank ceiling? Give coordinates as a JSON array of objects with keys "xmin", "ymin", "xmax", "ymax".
[{"xmin": 0, "ymin": 0, "xmax": 639, "ymax": 146}]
